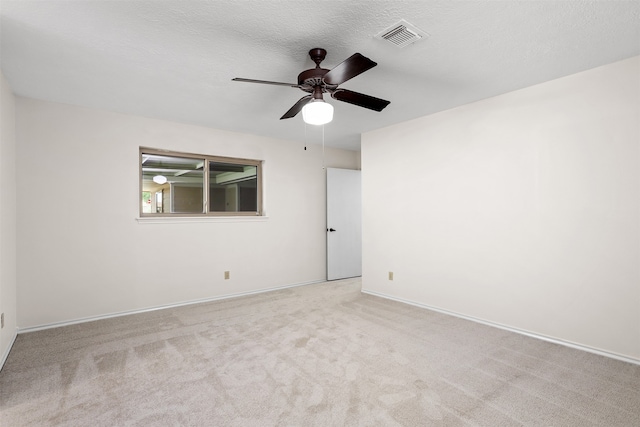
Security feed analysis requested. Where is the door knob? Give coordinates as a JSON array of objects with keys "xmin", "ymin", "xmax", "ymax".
[{"xmin": 328, "ymin": 228, "xmax": 336, "ymax": 232}]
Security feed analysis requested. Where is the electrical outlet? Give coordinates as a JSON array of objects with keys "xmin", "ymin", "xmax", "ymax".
[
  {"xmin": 1, "ymin": 313, "xmax": 4, "ymax": 329},
  {"xmin": 224, "ymin": 271, "xmax": 230, "ymax": 280},
  {"xmin": 388, "ymin": 271, "xmax": 394, "ymax": 281}
]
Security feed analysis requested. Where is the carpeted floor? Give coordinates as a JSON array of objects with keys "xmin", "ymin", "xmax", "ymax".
[{"xmin": 1, "ymin": 278, "xmax": 639, "ymax": 426}]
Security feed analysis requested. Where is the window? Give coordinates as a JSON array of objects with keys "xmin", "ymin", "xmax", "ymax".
[
  {"xmin": 141, "ymin": 191, "xmax": 152, "ymax": 213},
  {"xmin": 140, "ymin": 148, "xmax": 262, "ymax": 216}
]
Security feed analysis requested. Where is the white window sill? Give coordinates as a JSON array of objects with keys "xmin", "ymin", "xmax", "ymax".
[{"xmin": 136, "ymin": 216, "xmax": 269, "ymax": 224}]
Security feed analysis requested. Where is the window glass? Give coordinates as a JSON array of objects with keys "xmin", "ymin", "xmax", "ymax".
[
  {"xmin": 140, "ymin": 148, "xmax": 262, "ymax": 216},
  {"xmin": 209, "ymin": 162, "xmax": 258, "ymax": 212},
  {"xmin": 141, "ymin": 153, "xmax": 204, "ymax": 214}
]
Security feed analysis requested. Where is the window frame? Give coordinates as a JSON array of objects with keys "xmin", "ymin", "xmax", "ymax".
[{"xmin": 139, "ymin": 147, "xmax": 263, "ymax": 217}]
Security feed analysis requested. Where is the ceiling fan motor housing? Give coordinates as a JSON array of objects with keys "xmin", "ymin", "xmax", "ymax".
[
  {"xmin": 297, "ymin": 68, "xmax": 332, "ymax": 90},
  {"xmin": 297, "ymin": 48, "xmax": 336, "ymax": 91}
]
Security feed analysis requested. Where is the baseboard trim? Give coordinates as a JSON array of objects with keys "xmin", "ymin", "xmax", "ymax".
[
  {"xmin": 0, "ymin": 329, "xmax": 18, "ymax": 372},
  {"xmin": 18, "ymin": 279, "xmax": 325, "ymax": 334},
  {"xmin": 362, "ymin": 289, "xmax": 640, "ymax": 366}
]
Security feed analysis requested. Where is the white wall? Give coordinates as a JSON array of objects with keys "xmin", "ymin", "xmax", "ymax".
[
  {"xmin": 362, "ymin": 56, "xmax": 640, "ymax": 361},
  {"xmin": 0, "ymin": 71, "xmax": 18, "ymax": 365},
  {"xmin": 16, "ymin": 98, "xmax": 358, "ymax": 328}
]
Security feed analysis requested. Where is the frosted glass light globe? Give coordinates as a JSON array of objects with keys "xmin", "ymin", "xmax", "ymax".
[
  {"xmin": 152, "ymin": 175, "xmax": 168, "ymax": 185},
  {"xmin": 302, "ymin": 100, "xmax": 334, "ymax": 125}
]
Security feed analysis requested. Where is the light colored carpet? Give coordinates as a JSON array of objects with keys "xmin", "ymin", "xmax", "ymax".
[{"xmin": 1, "ymin": 278, "xmax": 639, "ymax": 426}]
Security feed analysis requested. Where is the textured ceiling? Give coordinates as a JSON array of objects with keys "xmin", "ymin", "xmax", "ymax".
[{"xmin": 1, "ymin": 1, "xmax": 639, "ymax": 151}]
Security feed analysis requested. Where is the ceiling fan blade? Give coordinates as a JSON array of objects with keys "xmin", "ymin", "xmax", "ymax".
[
  {"xmin": 331, "ymin": 89, "xmax": 390, "ymax": 112},
  {"xmin": 280, "ymin": 95, "xmax": 313, "ymax": 119},
  {"xmin": 232, "ymin": 78, "xmax": 300, "ymax": 88},
  {"xmin": 323, "ymin": 53, "xmax": 377, "ymax": 85}
]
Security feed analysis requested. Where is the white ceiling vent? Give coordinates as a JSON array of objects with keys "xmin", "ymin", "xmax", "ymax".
[{"xmin": 376, "ymin": 19, "xmax": 428, "ymax": 48}]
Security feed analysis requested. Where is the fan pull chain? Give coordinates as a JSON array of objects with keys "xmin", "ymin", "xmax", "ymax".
[
  {"xmin": 322, "ymin": 124, "xmax": 325, "ymax": 170},
  {"xmin": 304, "ymin": 122, "xmax": 307, "ymax": 151}
]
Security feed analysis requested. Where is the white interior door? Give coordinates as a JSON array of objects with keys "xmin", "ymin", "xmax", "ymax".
[{"xmin": 327, "ymin": 168, "xmax": 362, "ymax": 280}]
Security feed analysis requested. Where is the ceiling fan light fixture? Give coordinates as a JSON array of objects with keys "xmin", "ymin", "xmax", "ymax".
[
  {"xmin": 302, "ymin": 99, "xmax": 334, "ymax": 125},
  {"xmin": 234, "ymin": 48, "xmax": 389, "ymax": 122},
  {"xmin": 152, "ymin": 175, "xmax": 168, "ymax": 185}
]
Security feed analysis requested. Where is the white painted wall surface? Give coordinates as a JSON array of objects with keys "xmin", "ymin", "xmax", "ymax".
[
  {"xmin": 0, "ymin": 72, "xmax": 17, "ymax": 364},
  {"xmin": 362, "ymin": 57, "xmax": 640, "ymax": 361},
  {"xmin": 16, "ymin": 98, "xmax": 358, "ymax": 328}
]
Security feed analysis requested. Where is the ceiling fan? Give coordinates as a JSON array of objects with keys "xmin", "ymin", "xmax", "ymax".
[{"xmin": 232, "ymin": 48, "xmax": 390, "ymax": 124}]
